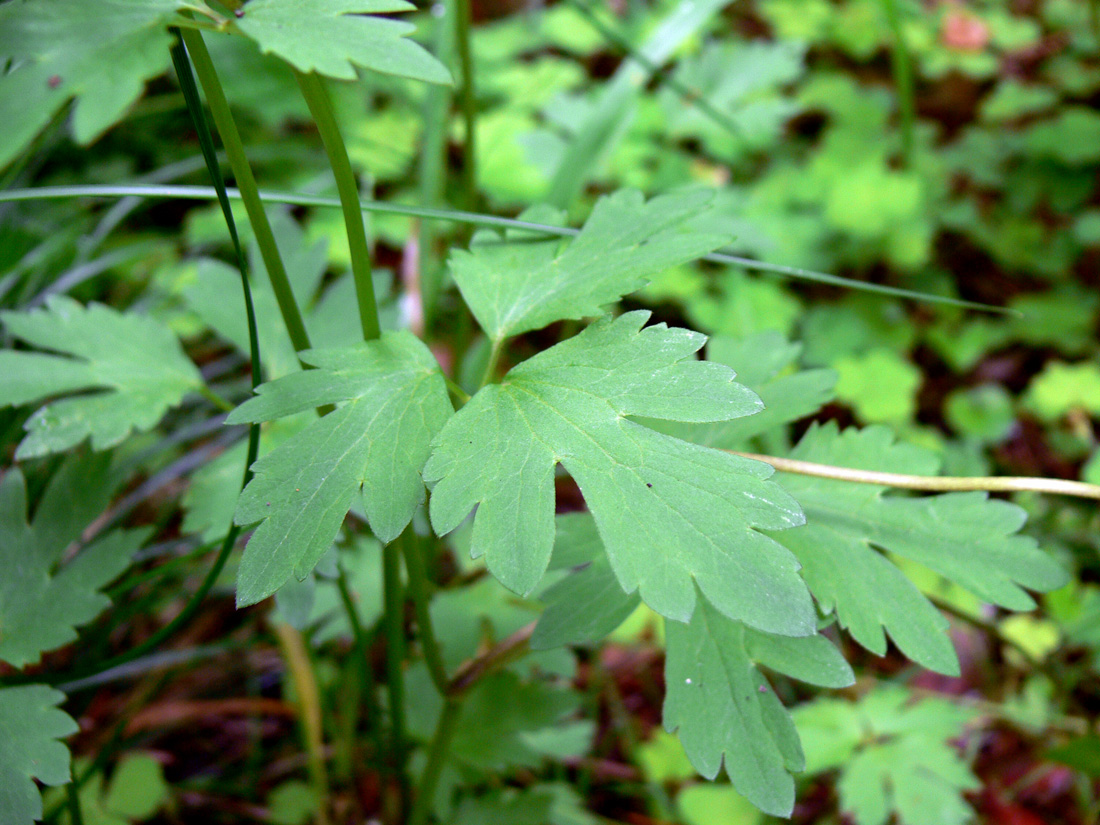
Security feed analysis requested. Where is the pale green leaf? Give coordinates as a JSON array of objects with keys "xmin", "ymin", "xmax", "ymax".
[
  {"xmin": 235, "ymin": 0, "xmax": 452, "ymax": 84},
  {"xmin": 0, "ymin": 296, "xmax": 203, "ymax": 459},
  {"xmin": 227, "ymin": 332, "xmax": 452, "ymax": 605},
  {"xmin": 796, "ymin": 687, "xmax": 980, "ymax": 825},
  {"xmin": 0, "ymin": 0, "xmax": 185, "ymax": 170},
  {"xmin": 0, "ymin": 685, "xmax": 78, "ymax": 825},
  {"xmin": 0, "ymin": 458, "xmax": 142, "ymax": 669},
  {"xmin": 426, "ymin": 312, "xmax": 813, "ymax": 634},
  {"xmin": 770, "ymin": 423, "xmax": 1068, "ymax": 675},
  {"xmin": 450, "ymin": 190, "xmax": 731, "ymax": 342},
  {"xmin": 663, "ymin": 594, "xmax": 852, "ymax": 816}
]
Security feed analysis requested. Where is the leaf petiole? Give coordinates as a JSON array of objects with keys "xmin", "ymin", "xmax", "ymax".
[{"xmin": 735, "ymin": 450, "xmax": 1100, "ymax": 500}]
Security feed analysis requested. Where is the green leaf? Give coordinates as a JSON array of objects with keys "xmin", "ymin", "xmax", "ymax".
[
  {"xmin": 531, "ymin": 514, "xmax": 641, "ymax": 650},
  {"xmin": 651, "ymin": 331, "xmax": 836, "ymax": 448},
  {"xmin": 0, "ymin": 685, "xmax": 78, "ymax": 825},
  {"xmin": 0, "ymin": 296, "xmax": 203, "ymax": 459},
  {"xmin": 227, "ymin": 331, "xmax": 452, "ymax": 605},
  {"xmin": 770, "ymin": 423, "xmax": 1068, "ymax": 675},
  {"xmin": 0, "ymin": 458, "xmax": 142, "ymax": 669},
  {"xmin": 234, "ymin": 0, "xmax": 452, "ymax": 85},
  {"xmin": 450, "ymin": 190, "xmax": 731, "ymax": 342},
  {"xmin": 795, "ymin": 687, "xmax": 980, "ymax": 825},
  {"xmin": 0, "ymin": 0, "xmax": 183, "ymax": 170},
  {"xmin": 663, "ymin": 594, "xmax": 853, "ymax": 816},
  {"xmin": 425, "ymin": 312, "xmax": 813, "ymax": 634},
  {"xmin": 406, "ymin": 668, "xmax": 582, "ymax": 772}
]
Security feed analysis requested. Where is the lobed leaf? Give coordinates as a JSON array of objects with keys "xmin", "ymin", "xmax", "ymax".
[
  {"xmin": 0, "ymin": 296, "xmax": 203, "ymax": 459},
  {"xmin": 0, "ymin": 456, "xmax": 142, "ymax": 669},
  {"xmin": 426, "ymin": 311, "xmax": 814, "ymax": 635},
  {"xmin": 235, "ymin": 0, "xmax": 452, "ymax": 85},
  {"xmin": 227, "ymin": 332, "xmax": 452, "ymax": 605},
  {"xmin": 796, "ymin": 687, "xmax": 980, "ymax": 825},
  {"xmin": 770, "ymin": 423, "xmax": 1068, "ymax": 675},
  {"xmin": 531, "ymin": 514, "xmax": 641, "ymax": 650},
  {"xmin": 651, "ymin": 331, "xmax": 836, "ymax": 448},
  {"xmin": 663, "ymin": 594, "xmax": 853, "ymax": 816},
  {"xmin": 0, "ymin": 685, "xmax": 79, "ymax": 825},
  {"xmin": 450, "ymin": 189, "xmax": 732, "ymax": 342},
  {"xmin": 0, "ymin": 0, "xmax": 185, "ymax": 171}
]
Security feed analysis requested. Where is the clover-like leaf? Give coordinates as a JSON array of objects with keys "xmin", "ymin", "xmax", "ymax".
[
  {"xmin": 0, "ymin": 296, "xmax": 203, "ymax": 459},
  {"xmin": 770, "ymin": 423, "xmax": 1068, "ymax": 675},
  {"xmin": 795, "ymin": 687, "xmax": 980, "ymax": 825},
  {"xmin": 0, "ymin": 0, "xmax": 187, "ymax": 171},
  {"xmin": 450, "ymin": 189, "xmax": 732, "ymax": 342},
  {"xmin": 0, "ymin": 455, "xmax": 143, "ymax": 669},
  {"xmin": 425, "ymin": 311, "xmax": 813, "ymax": 635},
  {"xmin": 235, "ymin": 0, "xmax": 451, "ymax": 85},
  {"xmin": 664, "ymin": 593, "xmax": 853, "ymax": 817},
  {"xmin": 0, "ymin": 685, "xmax": 79, "ymax": 825},
  {"xmin": 227, "ymin": 331, "xmax": 452, "ymax": 605}
]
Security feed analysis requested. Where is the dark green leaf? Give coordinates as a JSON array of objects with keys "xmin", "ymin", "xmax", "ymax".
[
  {"xmin": 0, "ymin": 685, "xmax": 78, "ymax": 825},
  {"xmin": 0, "ymin": 457, "xmax": 142, "ymax": 668}
]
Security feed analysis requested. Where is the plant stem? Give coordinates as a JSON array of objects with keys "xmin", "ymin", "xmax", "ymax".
[
  {"xmin": 273, "ymin": 622, "xmax": 332, "ymax": 825},
  {"xmin": 444, "ymin": 376, "xmax": 471, "ymax": 405},
  {"xmin": 334, "ymin": 564, "xmax": 381, "ymax": 735},
  {"xmin": 178, "ymin": 28, "xmax": 313, "ymax": 357},
  {"xmin": 295, "ymin": 70, "xmax": 381, "ymax": 341},
  {"xmin": 65, "ymin": 782, "xmax": 84, "ymax": 825},
  {"xmin": 454, "ymin": 0, "xmax": 478, "ymax": 209},
  {"xmin": 479, "ymin": 337, "xmax": 505, "ymax": 388},
  {"xmin": 402, "ymin": 534, "xmax": 450, "ymax": 695},
  {"xmin": 418, "ymin": 1, "xmax": 457, "ymax": 332},
  {"xmin": 733, "ymin": 451, "xmax": 1100, "ymax": 500},
  {"xmin": 408, "ymin": 698, "xmax": 462, "ymax": 825},
  {"xmin": 382, "ymin": 542, "xmax": 409, "ymax": 811},
  {"xmin": 881, "ymin": 0, "xmax": 916, "ymax": 166},
  {"xmin": 448, "ymin": 621, "xmax": 534, "ymax": 696},
  {"xmin": 196, "ymin": 383, "xmax": 234, "ymax": 412},
  {"xmin": 0, "ymin": 184, "xmax": 1015, "ymax": 314}
]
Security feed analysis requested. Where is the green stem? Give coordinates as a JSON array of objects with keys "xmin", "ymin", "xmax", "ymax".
[
  {"xmin": 418, "ymin": 2, "xmax": 456, "ymax": 332},
  {"xmin": 402, "ymin": 534, "xmax": 450, "ymax": 695},
  {"xmin": 566, "ymin": 0, "xmax": 747, "ymax": 145},
  {"xmin": 382, "ymin": 542, "xmax": 409, "ymax": 810},
  {"xmin": 454, "ymin": 0, "xmax": 478, "ymax": 209},
  {"xmin": 478, "ymin": 337, "xmax": 504, "ymax": 389},
  {"xmin": 408, "ymin": 699, "xmax": 462, "ymax": 825},
  {"xmin": 178, "ymin": 28, "xmax": 313, "ymax": 356},
  {"xmin": 274, "ymin": 622, "xmax": 332, "ymax": 825},
  {"xmin": 443, "ymin": 376, "xmax": 470, "ymax": 405},
  {"xmin": 65, "ymin": 782, "xmax": 85, "ymax": 825},
  {"xmin": 882, "ymin": 0, "xmax": 916, "ymax": 167},
  {"xmin": 196, "ymin": 383, "xmax": 234, "ymax": 412},
  {"xmin": 335, "ymin": 563, "xmax": 381, "ymax": 733},
  {"xmin": 0, "ymin": 184, "xmax": 1015, "ymax": 314},
  {"xmin": 295, "ymin": 70, "xmax": 381, "ymax": 341}
]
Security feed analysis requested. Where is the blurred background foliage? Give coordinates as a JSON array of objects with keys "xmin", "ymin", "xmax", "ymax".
[{"xmin": 4, "ymin": 0, "xmax": 1100, "ymax": 822}]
